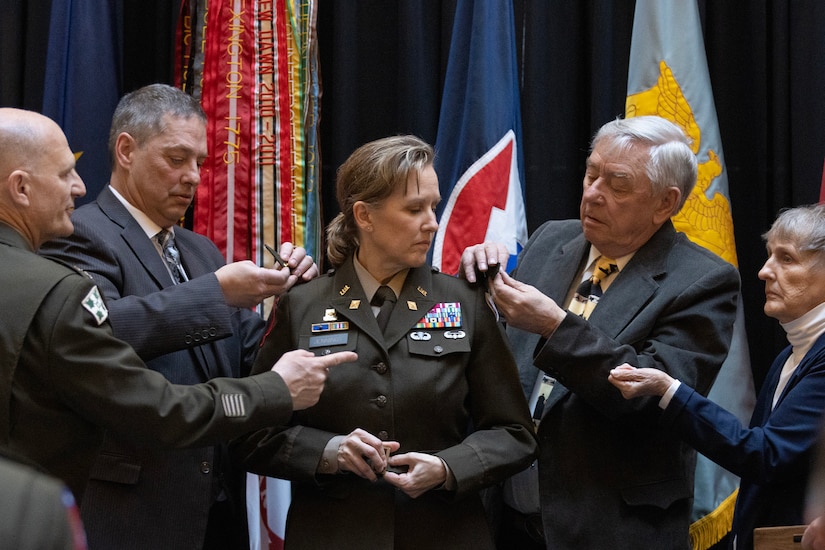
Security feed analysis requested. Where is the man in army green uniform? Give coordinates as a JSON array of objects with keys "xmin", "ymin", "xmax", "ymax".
[{"xmin": 0, "ymin": 107, "xmax": 356, "ymax": 503}]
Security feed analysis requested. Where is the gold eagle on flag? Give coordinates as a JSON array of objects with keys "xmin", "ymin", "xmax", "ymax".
[{"xmin": 626, "ymin": 60, "xmax": 738, "ymax": 267}]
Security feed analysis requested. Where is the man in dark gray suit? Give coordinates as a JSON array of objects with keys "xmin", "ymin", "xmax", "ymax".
[
  {"xmin": 42, "ymin": 84, "xmax": 316, "ymax": 550},
  {"xmin": 461, "ymin": 116, "xmax": 740, "ymax": 549}
]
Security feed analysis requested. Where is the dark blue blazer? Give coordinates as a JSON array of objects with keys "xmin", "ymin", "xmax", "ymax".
[
  {"xmin": 41, "ymin": 186, "xmax": 265, "ymax": 550},
  {"xmin": 663, "ymin": 331, "xmax": 825, "ymax": 550}
]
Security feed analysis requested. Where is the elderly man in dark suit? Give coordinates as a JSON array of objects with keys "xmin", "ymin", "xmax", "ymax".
[
  {"xmin": 462, "ymin": 116, "xmax": 740, "ymax": 549},
  {"xmin": 40, "ymin": 84, "xmax": 318, "ymax": 550}
]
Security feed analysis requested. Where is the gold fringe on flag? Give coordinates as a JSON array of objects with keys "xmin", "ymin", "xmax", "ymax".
[{"xmin": 689, "ymin": 489, "xmax": 738, "ymax": 550}]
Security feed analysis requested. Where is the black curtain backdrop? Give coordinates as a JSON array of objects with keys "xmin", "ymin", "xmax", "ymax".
[{"xmin": 3, "ymin": 0, "xmax": 824, "ymax": 392}]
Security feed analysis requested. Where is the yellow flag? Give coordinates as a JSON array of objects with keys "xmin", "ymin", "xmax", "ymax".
[{"xmin": 626, "ymin": 2, "xmax": 756, "ymax": 549}]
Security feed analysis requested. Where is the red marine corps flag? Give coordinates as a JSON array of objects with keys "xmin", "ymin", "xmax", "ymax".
[{"xmin": 431, "ymin": 0, "xmax": 527, "ymax": 275}]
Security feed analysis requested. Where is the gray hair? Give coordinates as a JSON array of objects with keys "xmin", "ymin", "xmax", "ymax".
[
  {"xmin": 592, "ymin": 116, "xmax": 698, "ymax": 212},
  {"xmin": 763, "ymin": 204, "xmax": 825, "ymax": 262},
  {"xmin": 108, "ymin": 84, "xmax": 205, "ymax": 168}
]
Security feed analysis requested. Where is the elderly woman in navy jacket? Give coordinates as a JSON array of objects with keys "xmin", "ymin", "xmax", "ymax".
[
  {"xmin": 609, "ymin": 203, "xmax": 825, "ymax": 550},
  {"xmin": 235, "ymin": 135, "xmax": 537, "ymax": 549}
]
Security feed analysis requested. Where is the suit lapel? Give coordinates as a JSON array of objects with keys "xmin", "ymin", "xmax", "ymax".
[
  {"xmin": 172, "ymin": 230, "xmax": 211, "ymax": 278},
  {"xmin": 529, "ymin": 233, "xmax": 588, "ymax": 304},
  {"xmin": 588, "ymin": 222, "xmax": 676, "ymax": 338},
  {"xmin": 97, "ymin": 188, "xmax": 174, "ymax": 289}
]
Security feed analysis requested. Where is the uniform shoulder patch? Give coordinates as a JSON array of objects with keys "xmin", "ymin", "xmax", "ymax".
[{"xmin": 81, "ymin": 286, "xmax": 109, "ymax": 325}]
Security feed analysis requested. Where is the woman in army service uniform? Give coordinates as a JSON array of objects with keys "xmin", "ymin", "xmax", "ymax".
[{"xmin": 234, "ymin": 135, "xmax": 537, "ymax": 549}]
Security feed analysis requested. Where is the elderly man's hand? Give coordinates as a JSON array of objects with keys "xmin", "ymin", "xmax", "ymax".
[
  {"xmin": 488, "ymin": 271, "xmax": 566, "ymax": 337},
  {"xmin": 459, "ymin": 242, "xmax": 510, "ymax": 282}
]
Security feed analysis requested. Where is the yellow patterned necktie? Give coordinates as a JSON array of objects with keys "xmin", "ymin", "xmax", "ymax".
[{"xmin": 567, "ymin": 256, "xmax": 618, "ymax": 319}]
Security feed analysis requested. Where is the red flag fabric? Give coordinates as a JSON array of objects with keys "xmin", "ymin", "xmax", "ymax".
[{"xmin": 431, "ymin": 0, "xmax": 527, "ymax": 275}]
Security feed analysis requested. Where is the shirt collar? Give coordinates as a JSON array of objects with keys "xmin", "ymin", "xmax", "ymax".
[
  {"xmin": 587, "ymin": 245, "xmax": 633, "ymax": 273},
  {"xmin": 109, "ymin": 185, "xmax": 169, "ymax": 239},
  {"xmin": 352, "ymin": 254, "xmax": 408, "ymax": 302}
]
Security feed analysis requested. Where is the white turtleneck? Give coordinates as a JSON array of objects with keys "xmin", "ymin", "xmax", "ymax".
[{"xmin": 771, "ymin": 301, "xmax": 825, "ymax": 409}]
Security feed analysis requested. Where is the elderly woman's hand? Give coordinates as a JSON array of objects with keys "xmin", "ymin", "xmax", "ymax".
[{"xmin": 608, "ymin": 364, "xmax": 675, "ymax": 399}]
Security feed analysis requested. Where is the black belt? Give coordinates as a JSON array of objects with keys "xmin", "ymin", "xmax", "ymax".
[{"xmin": 501, "ymin": 503, "xmax": 546, "ymax": 545}]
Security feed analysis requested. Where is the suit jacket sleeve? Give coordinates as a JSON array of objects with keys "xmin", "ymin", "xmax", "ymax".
[
  {"xmin": 42, "ymin": 211, "xmax": 237, "ymax": 360},
  {"xmin": 531, "ymin": 225, "xmax": 740, "ymax": 421}
]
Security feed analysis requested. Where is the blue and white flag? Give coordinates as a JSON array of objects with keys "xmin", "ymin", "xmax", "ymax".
[{"xmin": 431, "ymin": 0, "xmax": 527, "ymax": 276}]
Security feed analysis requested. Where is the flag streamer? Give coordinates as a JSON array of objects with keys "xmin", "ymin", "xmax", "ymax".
[{"xmin": 175, "ymin": 1, "xmax": 321, "ymax": 548}]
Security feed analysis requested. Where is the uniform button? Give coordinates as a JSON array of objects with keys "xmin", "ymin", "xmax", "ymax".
[
  {"xmin": 193, "ymin": 332, "xmax": 201, "ymax": 342},
  {"xmin": 184, "ymin": 335, "xmax": 193, "ymax": 345},
  {"xmin": 200, "ymin": 461, "xmax": 211, "ymax": 474},
  {"xmin": 201, "ymin": 329, "xmax": 210, "ymax": 339},
  {"xmin": 433, "ymin": 345, "xmax": 444, "ymax": 354},
  {"xmin": 378, "ymin": 430, "xmax": 389, "ymax": 440},
  {"xmin": 373, "ymin": 395, "xmax": 388, "ymax": 407},
  {"xmin": 373, "ymin": 362, "xmax": 388, "ymax": 374},
  {"xmin": 209, "ymin": 327, "xmax": 217, "ymax": 337}
]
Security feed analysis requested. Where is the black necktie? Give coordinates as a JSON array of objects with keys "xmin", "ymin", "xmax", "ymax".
[
  {"xmin": 156, "ymin": 229, "xmax": 187, "ymax": 284},
  {"xmin": 371, "ymin": 285, "xmax": 397, "ymax": 333}
]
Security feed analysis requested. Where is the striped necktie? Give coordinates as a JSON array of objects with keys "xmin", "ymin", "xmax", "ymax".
[
  {"xmin": 156, "ymin": 229, "xmax": 187, "ymax": 284},
  {"xmin": 567, "ymin": 256, "xmax": 618, "ymax": 320}
]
